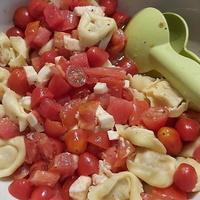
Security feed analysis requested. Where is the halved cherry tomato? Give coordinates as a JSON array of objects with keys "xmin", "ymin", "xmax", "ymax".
[
  {"xmin": 157, "ymin": 126, "xmax": 183, "ymax": 155},
  {"xmin": 31, "ymin": 87, "xmax": 54, "ymax": 109},
  {"xmin": 31, "ymin": 186, "xmax": 55, "ymax": 200},
  {"xmin": 141, "ymin": 106, "xmax": 169, "ymax": 131},
  {"xmin": 173, "ymin": 163, "xmax": 198, "ymax": 192},
  {"xmin": 99, "ymin": 0, "xmax": 118, "ymax": 16},
  {"xmin": 7, "ymin": 68, "xmax": 30, "ymax": 96},
  {"xmin": 77, "ymin": 152, "xmax": 99, "ymax": 176},
  {"xmin": 65, "ymin": 64, "xmax": 88, "ymax": 88},
  {"xmin": 0, "ymin": 117, "xmax": 19, "ymax": 139},
  {"xmin": 87, "ymin": 132, "xmax": 111, "ymax": 149},
  {"xmin": 175, "ymin": 116, "xmax": 200, "ymax": 141},
  {"xmin": 118, "ymin": 58, "xmax": 139, "ymax": 75},
  {"xmin": 64, "ymin": 129, "xmax": 88, "ymax": 155},
  {"xmin": 87, "ymin": 46, "xmax": 109, "ymax": 67},
  {"xmin": 6, "ymin": 26, "xmax": 25, "ymax": 38},
  {"xmin": 13, "ymin": 6, "xmax": 34, "ymax": 29},
  {"xmin": 8, "ymin": 179, "xmax": 33, "ymax": 200}
]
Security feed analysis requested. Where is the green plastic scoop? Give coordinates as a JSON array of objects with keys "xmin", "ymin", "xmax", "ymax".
[
  {"xmin": 163, "ymin": 12, "xmax": 200, "ymax": 64},
  {"xmin": 124, "ymin": 7, "xmax": 200, "ymax": 111}
]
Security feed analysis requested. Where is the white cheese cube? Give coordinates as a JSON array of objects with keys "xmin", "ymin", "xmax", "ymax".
[
  {"xmin": 64, "ymin": 35, "xmax": 85, "ymax": 51},
  {"xmin": 107, "ymin": 130, "xmax": 119, "ymax": 140},
  {"xmin": 23, "ymin": 65, "xmax": 38, "ymax": 85},
  {"xmin": 124, "ymin": 80, "xmax": 130, "ymax": 88},
  {"xmin": 19, "ymin": 96, "xmax": 31, "ymax": 111},
  {"xmin": 96, "ymin": 105, "xmax": 115, "ymax": 130},
  {"xmin": 94, "ymin": 82, "xmax": 108, "ymax": 94}
]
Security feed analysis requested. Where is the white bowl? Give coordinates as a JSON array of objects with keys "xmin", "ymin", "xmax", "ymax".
[{"xmin": 0, "ymin": 0, "xmax": 200, "ymax": 199}]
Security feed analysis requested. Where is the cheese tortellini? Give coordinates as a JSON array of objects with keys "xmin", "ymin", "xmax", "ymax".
[
  {"xmin": 129, "ymin": 74, "xmax": 188, "ymax": 117},
  {"xmin": 87, "ymin": 171, "xmax": 143, "ymax": 200},
  {"xmin": 127, "ymin": 148, "xmax": 177, "ymax": 188},
  {"xmin": 0, "ymin": 136, "xmax": 26, "ymax": 178}
]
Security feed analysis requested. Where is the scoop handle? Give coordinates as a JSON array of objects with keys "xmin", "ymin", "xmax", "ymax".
[
  {"xmin": 181, "ymin": 49, "xmax": 200, "ymax": 64},
  {"xmin": 150, "ymin": 44, "xmax": 200, "ymax": 111}
]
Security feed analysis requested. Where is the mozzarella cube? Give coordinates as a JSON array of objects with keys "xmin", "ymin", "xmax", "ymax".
[
  {"xmin": 96, "ymin": 105, "xmax": 115, "ymax": 129},
  {"xmin": 124, "ymin": 80, "xmax": 130, "ymax": 88},
  {"xmin": 64, "ymin": 35, "xmax": 85, "ymax": 51},
  {"xmin": 94, "ymin": 82, "xmax": 108, "ymax": 94},
  {"xmin": 107, "ymin": 130, "xmax": 119, "ymax": 140},
  {"xmin": 19, "ymin": 96, "xmax": 31, "ymax": 111},
  {"xmin": 69, "ymin": 176, "xmax": 91, "ymax": 200},
  {"xmin": 23, "ymin": 65, "xmax": 38, "ymax": 85}
]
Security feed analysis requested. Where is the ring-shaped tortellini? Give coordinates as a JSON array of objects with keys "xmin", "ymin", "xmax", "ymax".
[
  {"xmin": 116, "ymin": 124, "xmax": 166, "ymax": 154},
  {"xmin": 128, "ymin": 74, "xmax": 188, "ymax": 117},
  {"xmin": 0, "ymin": 136, "xmax": 26, "ymax": 178},
  {"xmin": 87, "ymin": 171, "xmax": 143, "ymax": 200},
  {"xmin": 127, "ymin": 148, "xmax": 177, "ymax": 188},
  {"xmin": 77, "ymin": 10, "xmax": 117, "ymax": 48},
  {"xmin": 176, "ymin": 157, "xmax": 200, "ymax": 192}
]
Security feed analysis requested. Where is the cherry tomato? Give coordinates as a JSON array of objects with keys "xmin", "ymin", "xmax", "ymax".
[
  {"xmin": 87, "ymin": 132, "xmax": 111, "ymax": 149},
  {"xmin": 175, "ymin": 116, "xmax": 200, "ymax": 141},
  {"xmin": 193, "ymin": 146, "xmax": 200, "ymax": 162},
  {"xmin": 7, "ymin": 68, "xmax": 30, "ymax": 96},
  {"xmin": 77, "ymin": 152, "xmax": 99, "ymax": 176},
  {"xmin": 65, "ymin": 129, "xmax": 88, "ymax": 155},
  {"xmin": 40, "ymin": 50, "xmax": 59, "ymax": 66},
  {"xmin": 31, "ymin": 186, "xmax": 55, "ymax": 200},
  {"xmin": 6, "ymin": 26, "xmax": 25, "ymax": 38},
  {"xmin": 13, "ymin": 6, "xmax": 34, "ymax": 29},
  {"xmin": 65, "ymin": 64, "xmax": 88, "ymax": 88},
  {"xmin": 112, "ymin": 11, "xmax": 131, "ymax": 29},
  {"xmin": 8, "ymin": 179, "xmax": 33, "ymax": 200},
  {"xmin": 157, "ymin": 126, "xmax": 183, "ymax": 155},
  {"xmin": 141, "ymin": 106, "xmax": 169, "ymax": 131},
  {"xmin": 99, "ymin": 0, "xmax": 118, "ymax": 16},
  {"xmin": 87, "ymin": 46, "xmax": 109, "ymax": 67},
  {"xmin": 118, "ymin": 58, "xmax": 139, "ymax": 75},
  {"xmin": 173, "ymin": 163, "xmax": 198, "ymax": 192}
]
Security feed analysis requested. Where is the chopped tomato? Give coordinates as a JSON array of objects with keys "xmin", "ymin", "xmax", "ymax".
[
  {"xmin": 13, "ymin": 6, "xmax": 34, "ymax": 29},
  {"xmin": 141, "ymin": 106, "xmax": 169, "ymax": 131},
  {"xmin": 65, "ymin": 64, "xmax": 88, "ymax": 88},
  {"xmin": 48, "ymin": 75, "xmax": 71, "ymax": 98},
  {"xmin": 31, "ymin": 87, "xmax": 54, "ymax": 109},
  {"xmin": 112, "ymin": 11, "xmax": 131, "ymax": 29},
  {"xmin": 64, "ymin": 129, "xmax": 88, "ymax": 155},
  {"xmin": 87, "ymin": 46, "xmax": 109, "ymax": 67},
  {"xmin": 43, "ymin": 4, "xmax": 79, "ymax": 31},
  {"xmin": 0, "ymin": 117, "xmax": 19, "ymax": 139},
  {"xmin": 40, "ymin": 50, "xmax": 58, "ymax": 66},
  {"xmin": 29, "ymin": 161, "xmax": 49, "ymax": 176},
  {"xmin": 77, "ymin": 101, "xmax": 99, "ymax": 130},
  {"xmin": 157, "ymin": 126, "xmax": 183, "ymax": 155},
  {"xmin": 48, "ymin": 152, "xmax": 78, "ymax": 176},
  {"xmin": 87, "ymin": 132, "xmax": 111, "ymax": 149},
  {"xmin": 8, "ymin": 179, "xmax": 33, "ymax": 200},
  {"xmin": 28, "ymin": 0, "xmax": 48, "ymax": 19},
  {"xmin": 7, "ymin": 68, "xmax": 30, "ymax": 96},
  {"xmin": 31, "ymin": 186, "xmax": 55, "ymax": 200},
  {"xmin": 118, "ymin": 58, "xmax": 139, "ymax": 75},
  {"xmin": 122, "ymin": 88, "xmax": 134, "ymax": 101},
  {"xmin": 44, "ymin": 119, "xmax": 67, "ymax": 137},
  {"xmin": 77, "ymin": 152, "xmax": 99, "ymax": 176},
  {"xmin": 173, "ymin": 163, "xmax": 198, "ymax": 192},
  {"xmin": 37, "ymin": 98, "xmax": 62, "ymax": 121},
  {"xmin": 70, "ymin": 52, "xmax": 89, "ymax": 68},
  {"xmin": 175, "ymin": 116, "xmax": 200, "ymax": 141},
  {"xmin": 100, "ymin": 76, "xmax": 125, "ymax": 87},
  {"xmin": 99, "ymin": 0, "xmax": 118, "ymax": 16},
  {"xmin": 60, "ymin": 98, "xmax": 82, "ymax": 129},
  {"xmin": 107, "ymin": 96, "xmax": 133, "ymax": 124}
]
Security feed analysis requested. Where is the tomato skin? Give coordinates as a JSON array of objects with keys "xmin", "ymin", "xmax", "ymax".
[
  {"xmin": 87, "ymin": 132, "xmax": 111, "ymax": 150},
  {"xmin": 31, "ymin": 186, "xmax": 55, "ymax": 200},
  {"xmin": 0, "ymin": 117, "xmax": 19, "ymax": 139},
  {"xmin": 141, "ymin": 106, "xmax": 169, "ymax": 131},
  {"xmin": 175, "ymin": 116, "xmax": 200, "ymax": 141},
  {"xmin": 7, "ymin": 68, "xmax": 30, "ymax": 96},
  {"xmin": 77, "ymin": 152, "xmax": 99, "ymax": 176},
  {"xmin": 40, "ymin": 51, "xmax": 58, "ymax": 66},
  {"xmin": 8, "ymin": 179, "xmax": 33, "ymax": 200},
  {"xmin": 193, "ymin": 146, "xmax": 200, "ymax": 162},
  {"xmin": 6, "ymin": 26, "xmax": 25, "ymax": 38},
  {"xmin": 87, "ymin": 46, "xmax": 109, "ymax": 67},
  {"xmin": 13, "ymin": 6, "xmax": 34, "ymax": 29},
  {"xmin": 112, "ymin": 11, "xmax": 131, "ymax": 29},
  {"xmin": 99, "ymin": 0, "xmax": 118, "ymax": 16},
  {"xmin": 31, "ymin": 87, "xmax": 54, "ymax": 109},
  {"xmin": 173, "ymin": 163, "xmax": 198, "ymax": 192},
  {"xmin": 157, "ymin": 127, "xmax": 183, "ymax": 155},
  {"xmin": 118, "ymin": 58, "xmax": 139, "ymax": 75},
  {"xmin": 64, "ymin": 129, "xmax": 88, "ymax": 155},
  {"xmin": 66, "ymin": 65, "xmax": 88, "ymax": 88},
  {"xmin": 70, "ymin": 52, "xmax": 90, "ymax": 68}
]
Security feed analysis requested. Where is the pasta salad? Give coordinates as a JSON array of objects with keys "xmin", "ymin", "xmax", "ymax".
[{"xmin": 0, "ymin": 0, "xmax": 200, "ymax": 199}]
